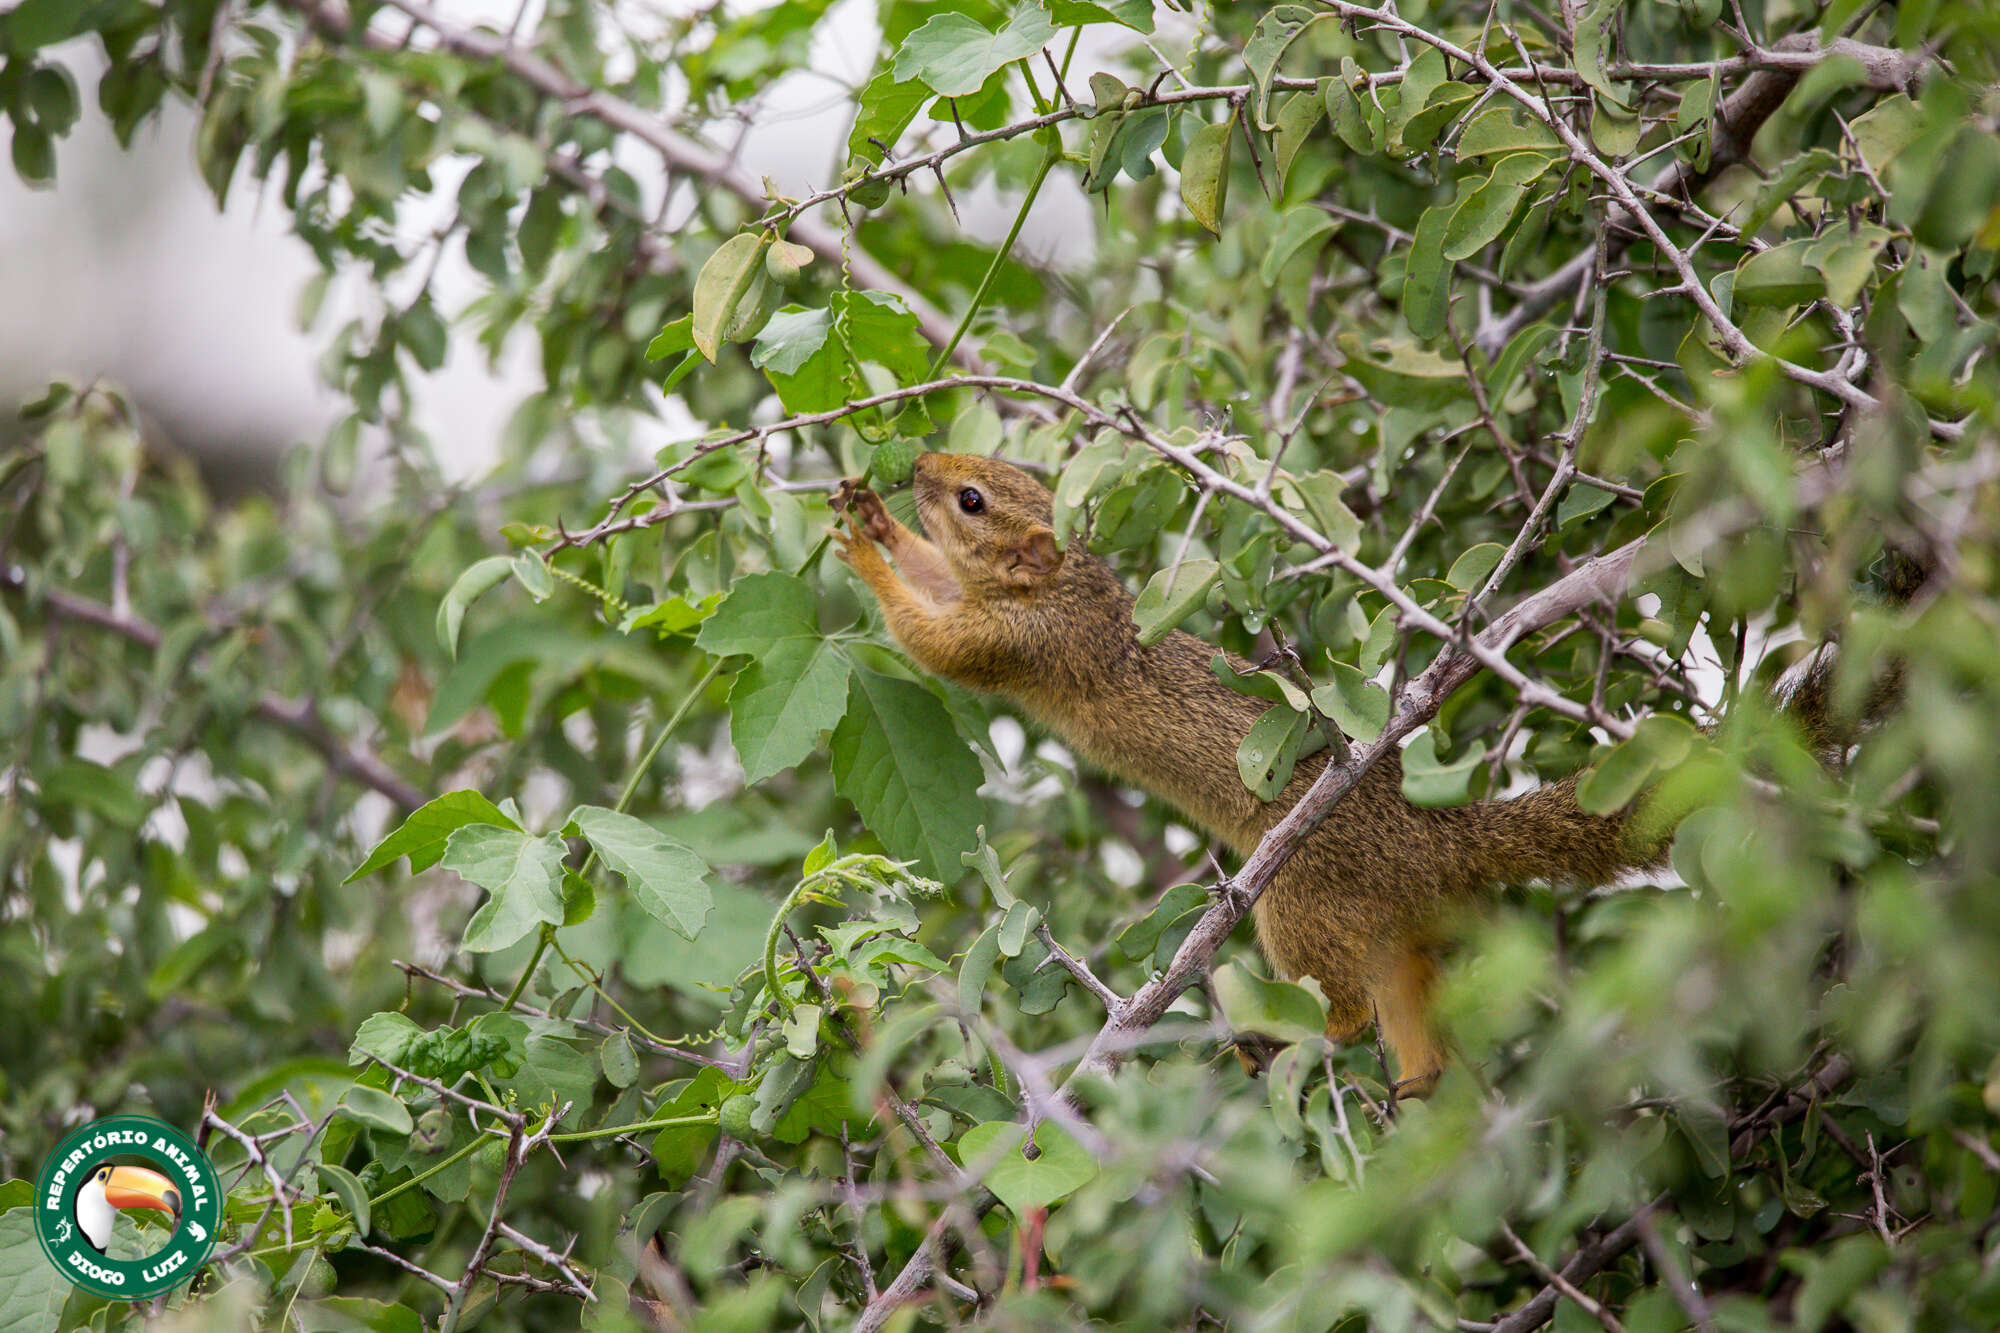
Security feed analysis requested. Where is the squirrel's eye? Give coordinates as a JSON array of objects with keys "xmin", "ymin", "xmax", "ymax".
[{"xmin": 957, "ymin": 487, "xmax": 985, "ymax": 515}]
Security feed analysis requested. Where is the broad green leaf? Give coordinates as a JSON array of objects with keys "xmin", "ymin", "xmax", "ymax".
[
  {"xmin": 1212, "ymin": 960, "xmax": 1328, "ymax": 1043},
  {"xmin": 1443, "ymin": 153, "xmax": 1552, "ymax": 260},
  {"xmin": 1131, "ymin": 558, "xmax": 1219, "ymax": 647},
  {"xmin": 726, "ymin": 636, "xmax": 852, "ymax": 783},
  {"xmin": 848, "ymin": 69, "xmax": 928, "ymax": 164},
  {"xmin": 1400, "ymin": 730, "xmax": 1487, "ymax": 806},
  {"xmin": 1445, "ymin": 542, "xmax": 1505, "ymax": 591},
  {"xmin": 442, "ymin": 825, "xmax": 566, "ymax": 953},
  {"xmin": 1457, "ymin": 106, "xmax": 1561, "ymax": 157},
  {"xmin": 0, "ymin": 1207, "xmax": 72, "ymax": 1331},
  {"xmin": 646, "ymin": 314, "xmax": 694, "ymax": 361},
  {"xmin": 1590, "ymin": 91, "xmax": 1641, "ymax": 157},
  {"xmin": 1180, "ymin": 115, "xmax": 1234, "ymax": 237},
  {"xmin": 829, "ymin": 670, "xmax": 983, "ymax": 880},
  {"xmin": 691, "ymin": 232, "xmax": 772, "ymax": 361},
  {"xmin": 1805, "ymin": 225, "xmax": 1890, "ymax": 307},
  {"xmin": 892, "ymin": 7, "xmax": 1055, "ymax": 98},
  {"xmin": 835, "ymin": 289, "xmax": 929, "ymax": 383},
  {"xmin": 752, "ymin": 305, "xmax": 848, "ymax": 412},
  {"xmin": 436, "ymin": 555, "xmax": 513, "ymax": 658},
  {"xmin": 346, "ymin": 790, "xmax": 521, "ymax": 882},
  {"xmin": 317, "ymin": 1161, "xmax": 374, "ymax": 1237},
  {"xmin": 36, "ymin": 757, "xmax": 148, "ymax": 828},
  {"xmin": 1735, "ymin": 239, "xmax": 1824, "ymax": 307},
  {"xmin": 1237, "ymin": 704, "xmax": 1313, "ymax": 801},
  {"xmin": 1401, "ymin": 82, "xmax": 1478, "ymax": 153},
  {"xmin": 1325, "ymin": 64, "xmax": 1376, "ymax": 153},
  {"xmin": 349, "ymin": 1011, "xmax": 424, "ymax": 1067},
  {"xmin": 1557, "ymin": 481, "xmax": 1618, "ymax": 528},
  {"xmin": 337, "ymin": 1085, "xmax": 414, "ymax": 1137},
  {"xmin": 959, "ymin": 1120, "xmax": 1099, "ymax": 1215},
  {"xmin": 1577, "ymin": 715, "xmax": 1698, "ymax": 814},
  {"xmin": 1260, "ymin": 207, "xmax": 1337, "ymax": 286},
  {"xmin": 695, "ymin": 571, "xmax": 818, "ymax": 657},
  {"xmin": 1244, "ymin": 6, "xmax": 1323, "ymax": 130},
  {"xmin": 1312, "ymin": 663, "xmax": 1389, "ymax": 743},
  {"xmin": 1338, "ymin": 334, "xmax": 1466, "ymax": 408},
  {"xmin": 1046, "ymin": 0, "xmax": 1154, "ymax": 32},
  {"xmin": 1272, "ymin": 89, "xmax": 1324, "ymax": 191},
  {"xmin": 570, "ymin": 806, "xmax": 713, "ymax": 941},
  {"xmin": 1403, "ymin": 200, "xmax": 1453, "ymax": 338}
]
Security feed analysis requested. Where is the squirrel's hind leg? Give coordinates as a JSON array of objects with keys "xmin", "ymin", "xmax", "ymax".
[{"xmin": 1372, "ymin": 946, "xmax": 1444, "ymax": 1098}]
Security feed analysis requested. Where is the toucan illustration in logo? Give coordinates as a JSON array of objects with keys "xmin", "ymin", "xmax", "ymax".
[{"xmin": 72, "ymin": 1163, "xmax": 180, "ymax": 1253}]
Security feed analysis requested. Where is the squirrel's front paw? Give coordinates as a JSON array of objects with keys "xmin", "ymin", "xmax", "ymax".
[{"xmin": 847, "ymin": 489, "xmax": 897, "ymax": 545}]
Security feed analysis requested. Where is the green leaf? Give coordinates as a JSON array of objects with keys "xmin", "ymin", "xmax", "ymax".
[
  {"xmin": 570, "ymin": 806, "xmax": 713, "ymax": 941},
  {"xmin": 349, "ymin": 1011, "xmax": 424, "ymax": 1067},
  {"xmin": 1576, "ymin": 715, "xmax": 1698, "ymax": 814},
  {"xmin": 1211, "ymin": 960, "xmax": 1328, "ymax": 1043},
  {"xmin": 752, "ymin": 305, "xmax": 848, "ymax": 413},
  {"xmin": 1180, "ymin": 115, "xmax": 1234, "ymax": 237},
  {"xmin": 1131, "ymin": 558, "xmax": 1219, "ymax": 647},
  {"xmin": 1445, "ymin": 542, "xmax": 1505, "ymax": 591},
  {"xmin": 696, "ymin": 571, "xmax": 819, "ymax": 657},
  {"xmin": 318, "ymin": 1162, "xmax": 374, "ymax": 1237},
  {"xmin": 849, "ymin": 69, "xmax": 931, "ymax": 164},
  {"xmin": 1400, "ymin": 81, "xmax": 1478, "ymax": 153},
  {"xmin": 1734, "ymin": 239, "xmax": 1825, "ymax": 308},
  {"xmin": 346, "ymin": 790, "xmax": 522, "ymax": 882},
  {"xmin": 1338, "ymin": 333, "xmax": 1466, "ymax": 408},
  {"xmin": 1457, "ymin": 106, "xmax": 1561, "ymax": 158},
  {"xmin": 437, "ymin": 555, "xmax": 513, "ymax": 659},
  {"xmin": 1403, "ymin": 199, "xmax": 1453, "ymax": 339},
  {"xmin": 442, "ymin": 825, "xmax": 567, "ymax": 953},
  {"xmin": 1400, "ymin": 730, "xmax": 1487, "ymax": 806},
  {"xmin": 830, "ymin": 670, "xmax": 984, "ymax": 880},
  {"xmin": 0, "ymin": 1206, "xmax": 72, "ymax": 1332},
  {"xmin": 1237, "ymin": 704, "xmax": 1314, "ymax": 801},
  {"xmin": 835, "ymin": 289, "xmax": 930, "ymax": 384},
  {"xmin": 692, "ymin": 232, "xmax": 772, "ymax": 362},
  {"xmin": 1312, "ymin": 662, "xmax": 1389, "ymax": 743},
  {"xmin": 1324, "ymin": 65, "xmax": 1376, "ymax": 154},
  {"xmin": 337, "ymin": 1085, "xmax": 414, "ymax": 1137},
  {"xmin": 1260, "ymin": 207, "xmax": 1337, "ymax": 286},
  {"xmin": 727, "ymin": 636, "xmax": 853, "ymax": 783},
  {"xmin": 1244, "ymin": 6, "xmax": 1323, "ymax": 131},
  {"xmin": 1557, "ymin": 481, "xmax": 1618, "ymax": 529},
  {"xmin": 1046, "ymin": 0, "xmax": 1154, "ymax": 32},
  {"xmin": 646, "ymin": 314, "xmax": 695, "ymax": 361},
  {"xmin": 1272, "ymin": 89, "xmax": 1325, "ymax": 191},
  {"xmin": 892, "ymin": 6, "xmax": 1055, "ymax": 98},
  {"xmin": 601, "ymin": 1031, "xmax": 639, "ymax": 1089},
  {"xmin": 1443, "ymin": 153, "xmax": 1551, "ymax": 261},
  {"xmin": 959, "ymin": 1120, "xmax": 1099, "ymax": 1215}
]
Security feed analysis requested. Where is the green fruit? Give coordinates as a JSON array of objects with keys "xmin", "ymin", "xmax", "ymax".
[
  {"xmin": 295, "ymin": 1252, "xmax": 336, "ymax": 1298},
  {"xmin": 765, "ymin": 238, "xmax": 813, "ymax": 284},
  {"xmin": 717, "ymin": 1093, "xmax": 758, "ymax": 1140},
  {"xmin": 411, "ymin": 1106, "xmax": 452, "ymax": 1155},
  {"xmin": 843, "ymin": 161, "xmax": 893, "ymax": 210},
  {"xmin": 871, "ymin": 438, "xmax": 921, "ymax": 485}
]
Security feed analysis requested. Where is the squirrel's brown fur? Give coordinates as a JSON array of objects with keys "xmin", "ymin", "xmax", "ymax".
[{"xmin": 833, "ymin": 453, "xmax": 1675, "ymax": 1094}]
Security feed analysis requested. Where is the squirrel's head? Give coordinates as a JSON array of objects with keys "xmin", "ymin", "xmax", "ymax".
[{"xmin": 912, "ymin": 452, "xmax": 1065, "ymax": 594}]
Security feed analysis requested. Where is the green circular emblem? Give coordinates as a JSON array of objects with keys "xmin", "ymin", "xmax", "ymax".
[{"xmin": 34, "ymin": 1115, "xmax": 220, "ymax": 1299}]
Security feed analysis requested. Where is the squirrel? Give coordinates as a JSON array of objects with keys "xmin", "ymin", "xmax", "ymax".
[{"xmin": 830, "ymin": 451, "xmax": 1875, "ymax": 1095}]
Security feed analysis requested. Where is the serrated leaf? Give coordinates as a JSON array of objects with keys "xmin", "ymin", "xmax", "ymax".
[
  {"xmin": 443, "ymin": 825, "xmax": 567, "ymax": 953},
  {"xmin": 347, "ymin": 791, "xmax": 521, "ymax": 882},
  {"xmin": 960, "ymin": 1120, "xmax": 1098, "ymax": 1215},
  {"xmin": 726, "ymin": 636, "xmax": 853, "ymax": 783},
  {"xmin": 570, "ymin": 806, "xmax": 712, "ymax": 941},
  {"xmin": 696, "ymin": 571, "xmax": 818, "ymax": 657},
  {"xmin": 830, "ymin": 670, "xmax": 983, "ymax": 880},
  {"xmin": 892, "ymin": 6, "xmax": 1055, "ymax": 98},
  {"xmin": 1180, "ymin": 116, "xmax": 1234, "ymax": 237},
  {"xmin": 1132, "ymin": 558, "xmax": 1219, "ymax": 646}
]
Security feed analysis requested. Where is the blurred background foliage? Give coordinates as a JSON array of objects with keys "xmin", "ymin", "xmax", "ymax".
[{"xmin": 2, "ymin": 0, "xmax": 1999, "ymax": 1329}]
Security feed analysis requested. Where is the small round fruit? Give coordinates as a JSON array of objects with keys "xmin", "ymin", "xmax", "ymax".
[{"xmin": 717, "ymin": 1093, "xmax": 758, "ymax": 1140}]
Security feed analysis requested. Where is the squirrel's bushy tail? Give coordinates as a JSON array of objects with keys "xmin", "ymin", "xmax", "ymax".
[{"xmin": 1449, "ymin": 643, "xmax": 1900, "ymax": 892}]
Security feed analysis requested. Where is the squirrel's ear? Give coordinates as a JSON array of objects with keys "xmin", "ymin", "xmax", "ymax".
[{"xmin": 1001, "ymin": 526, "xmax": 1064, "ymax": 586}]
